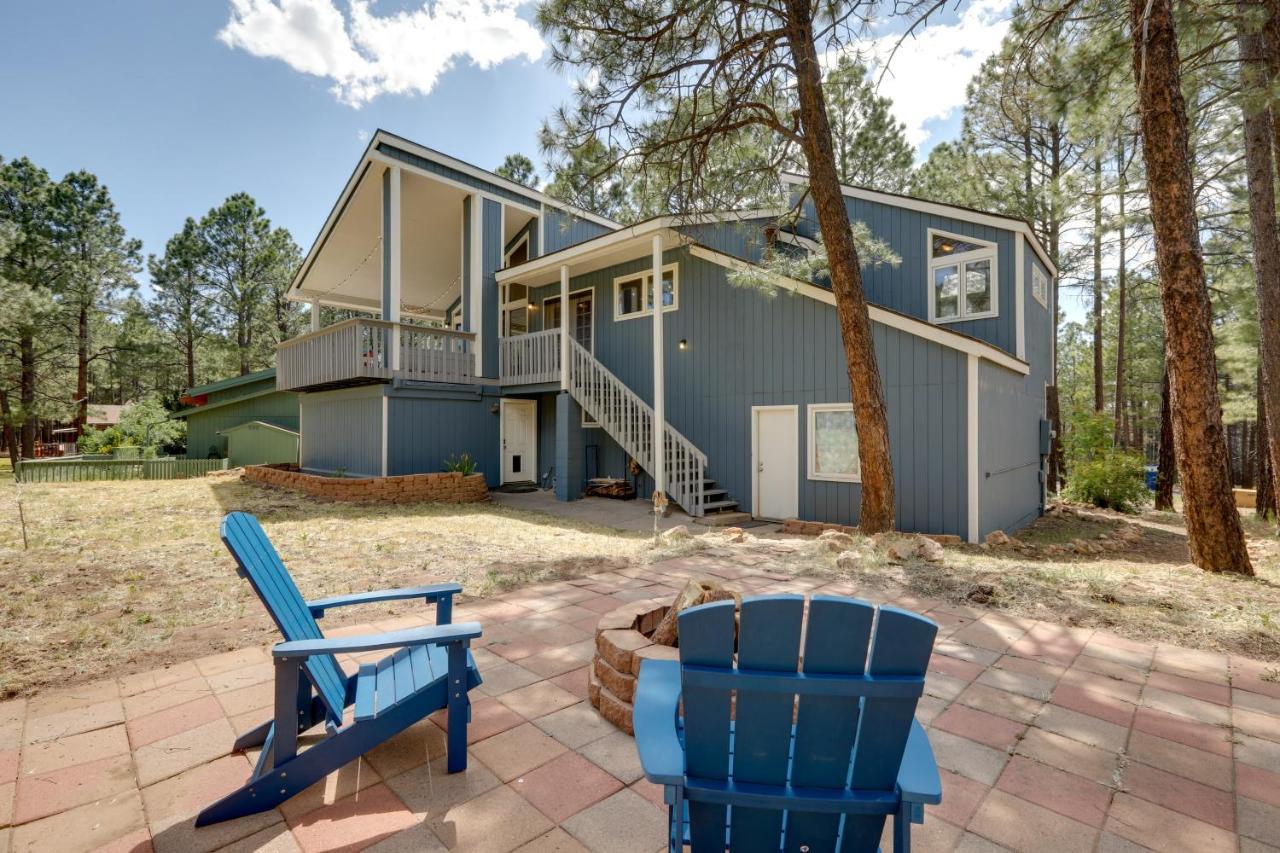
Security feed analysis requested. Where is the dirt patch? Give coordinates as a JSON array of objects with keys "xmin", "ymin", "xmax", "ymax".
[{"xmin": 817, "ymin": 506, "xmax": 1280, "ymax": 661}]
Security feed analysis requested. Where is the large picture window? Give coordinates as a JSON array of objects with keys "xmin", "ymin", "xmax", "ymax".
[
  {"xmin": 807, "ymin": 403, "xmax": 860, "ymax": 482},
  {"xmin": 613, "ymin": 264, "xmax": 678, "ymax": 321},
  {"xmin": 928, "ymin": 230, "xmax": 998, "ymax": 324}
]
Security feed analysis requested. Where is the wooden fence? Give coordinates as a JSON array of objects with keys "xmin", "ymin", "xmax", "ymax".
[{"xmin": 15, "ymin": 457, "xmax": 231, "ymax": 483}]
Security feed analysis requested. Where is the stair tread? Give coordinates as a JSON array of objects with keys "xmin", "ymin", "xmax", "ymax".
[{"xmin": 702, "ymin": 499, "xmax": 740, "ymax": 511}]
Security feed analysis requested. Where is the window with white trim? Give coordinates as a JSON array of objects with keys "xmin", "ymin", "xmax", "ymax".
[
  {"xmin": 613, "ymin": 264, "xmax": 678, "ymax": 321},
  {"xmin": 928, "ymin": 230, "xmax": 997, "ymax": 323},
  {"xmin": 1031, "ymin": 265, "xmax": 1049, "ymax": 308},
  {"xmin": 807, "ymin": 403, "xmax": 860, "ymax": 482}
]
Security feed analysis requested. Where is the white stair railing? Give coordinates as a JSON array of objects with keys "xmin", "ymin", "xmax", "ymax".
[
  {"xmin": 567, "ymin": 337, "xmax": 706, "ymax": 516},
  {"xmin": 499, "ymin": 329, "xmax": 561, "ymax": 384}
]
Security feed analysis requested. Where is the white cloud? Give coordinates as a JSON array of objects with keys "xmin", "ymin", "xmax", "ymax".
[
  {"xmin": 864, "ymin": 0, "xmax": 1014, "ymax": 148},
  {"xmin": 219, "ymin": 0, "xmax": 545, "ymax": 106}
]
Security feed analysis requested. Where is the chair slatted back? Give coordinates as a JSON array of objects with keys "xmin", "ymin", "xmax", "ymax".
[
  {"xmin": 677, "ymin": 594, "xmax": 936, "ymax": 853},
  {"xmin": 221, "ymin": 512, "xmax": 349, "ymax": 724}
]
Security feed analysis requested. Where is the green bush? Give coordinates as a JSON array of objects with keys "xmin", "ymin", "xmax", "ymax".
[
  {"xmin": 443, "ymin": 452, "xmax": 477, "ymax": 476},
  {"xmin": 1062, "ymin": 412, "xmax": 1149, "ymax": 513}
]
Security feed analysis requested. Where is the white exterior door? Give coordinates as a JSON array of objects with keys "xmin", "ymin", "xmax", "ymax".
[
  {"xmin": 753, "ymin": 406, "xmax": 799, "ymax": 520},
  {"xmin": 501, "ymin": 400, "xmax": 537, "ymax": 483}
]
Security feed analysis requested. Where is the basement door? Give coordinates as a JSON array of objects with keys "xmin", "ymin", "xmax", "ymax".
[
  {"xmin": 752, "ymin": 405, "xmax": 799, "ymax": 520},
  {"xmin": 500, "ymin": 399, "xmax": 537, "ymax": 484}
]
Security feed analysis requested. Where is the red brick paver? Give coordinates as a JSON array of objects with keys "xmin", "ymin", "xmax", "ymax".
[{"xmin": 2, "ymin": 558, "xmax": 1276, "ymax": 852}]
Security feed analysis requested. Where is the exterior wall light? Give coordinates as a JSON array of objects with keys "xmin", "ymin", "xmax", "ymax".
[{"xmin": 678, "ymin": 339, "xmax": 688, "ymax": 350}]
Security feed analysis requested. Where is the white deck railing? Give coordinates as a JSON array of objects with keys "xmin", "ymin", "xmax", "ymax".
[
  {"xmin": 499, "ymin": 329, "xmax": 561, "ymax": 385},
  {"xmin": 277, "ymin": 319, "xmax": 475, "ymax": 391},
  {"xmin": 567, "ymin": 337, "xmax": 706, "ymax": 516}
]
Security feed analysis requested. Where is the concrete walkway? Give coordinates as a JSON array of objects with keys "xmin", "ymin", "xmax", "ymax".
[{"xmin": 1, "ymin": 557, "xmax": 1277, "ymax": 853}]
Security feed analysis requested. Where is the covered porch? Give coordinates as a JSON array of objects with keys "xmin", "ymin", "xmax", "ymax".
[{"xmin": 278, "ymin": 139, "xmax": 540, "ymax": 392}]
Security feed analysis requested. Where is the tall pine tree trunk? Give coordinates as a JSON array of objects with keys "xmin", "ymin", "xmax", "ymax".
[
  {"xmin": 1240, "ymin": 6, "xmax": 1280, "ymax": 511},
  {"xmin": 1155, "ymin": 370, "xmax": 1176, "ymax": 511},
  {"xmin": 1048, "ymin": 126, "xmax": 1066, "ymax": 492},
  {"xmin": 785, "ymin": 0, "xmax": 894, "ymax": 532},
  {"xmin": 1113, "ymin": 139, "xmax": 1129, "ymax": 446},
  {"xmin": 19, "ymin": 331, "xmax": 36, "ymax": 459},
  {"xmin": 75, "ymin": 301, "xmax": 89, "ymax": 438},
  {"xmin": 1092, "ymin": 154, "xmax": 1105, "ymax": 413},
  {"xmin": 1260, "ymin": 365, "xmax": 1277, "ymax": 518},
  {"xmin": 1130, "ymin": 0, "xmax": 1253, "ymax": 572}
]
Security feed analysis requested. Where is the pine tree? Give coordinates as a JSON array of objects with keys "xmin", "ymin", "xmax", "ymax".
[
  {"xmin": 149, "ymin": 218, "xmax": 210, "ymax": 389},
  {"xmin": 495, "ymin": 154, "xmax": 538, "ymax": 187},
  {"xmin": 822, "ymin": 56, "xmax": 914, "ymax": 192}
]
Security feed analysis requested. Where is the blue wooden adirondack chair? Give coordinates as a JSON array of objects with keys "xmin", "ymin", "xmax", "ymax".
[
  {"xmin": 197, "ymin": 511, "xmax": 483, "ymax": 826},
  {"xmin": 634, "ymin": 594, "xmax": 941, "ymax": 852}
]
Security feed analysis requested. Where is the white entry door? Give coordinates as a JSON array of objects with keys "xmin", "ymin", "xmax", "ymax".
[
  {"xmin": 501, "ymin": 400, "xmax": 537, "ymax": 483},
  {"xmin": 752, "ymin": 405, "xmax": 799, "ymax": 520}
]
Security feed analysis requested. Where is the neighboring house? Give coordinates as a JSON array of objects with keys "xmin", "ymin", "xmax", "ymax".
[
  {"xmin": 277, "ymin": 129, "xmax": 1055, "ymax": 541},
  {"xmin": 174, "ymin": 369, "xmax": 299, "ymax": 464},
  {"xmin": 48, "ymin": 404, "xmax": 126, "ymax": 455}
]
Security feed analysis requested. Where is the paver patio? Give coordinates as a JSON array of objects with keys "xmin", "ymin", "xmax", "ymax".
[{"xmin": 3, "ymin": 555, "xmax": 1278, "ymax": 853}]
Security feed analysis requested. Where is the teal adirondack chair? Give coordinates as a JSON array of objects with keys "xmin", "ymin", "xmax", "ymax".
[
  {"xmin": 197, "ymin": 512, "xmax": 483, "ymax": 826},
  {"xmin": 634, "ymin": 594, "xmax": 941, "ymax": 852}
]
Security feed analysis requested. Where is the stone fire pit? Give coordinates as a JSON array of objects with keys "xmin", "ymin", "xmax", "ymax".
[{"xmin": 588, "ymin": 581, "xmax": 738, "ymax": 734}]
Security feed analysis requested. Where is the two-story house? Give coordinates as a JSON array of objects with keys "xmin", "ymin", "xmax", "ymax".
[{"xmin": 277, "ymin": 130, "xmax": 1056, "ymax": 542}]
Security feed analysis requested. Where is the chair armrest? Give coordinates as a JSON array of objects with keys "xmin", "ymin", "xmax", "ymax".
[
  {"xmin": 272, "ymin": 621, "xmax": 481, "ymax": 658},
  {"xmin": 306, "ymin": 583, "xmax": 463, "ymax": 618},
  {"xmin": 634, "ymin": 659, "xmax": 684, "ymax": 786},
  {"xmin": 897, "ymin": 718, "xmax": 942, "ymax": 806}
]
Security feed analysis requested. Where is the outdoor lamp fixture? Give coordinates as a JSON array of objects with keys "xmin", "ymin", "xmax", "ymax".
[
  {"xmin": 490, "ymin": 403, "xmax": 500, "ymax": 415},
  {"xmin": 678, "ymin": 339, "xmax": 688, "ymax": 351}
]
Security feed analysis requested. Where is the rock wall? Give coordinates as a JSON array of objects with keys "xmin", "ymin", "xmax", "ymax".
[{"xmin": 243, "ymin": 463, "xmax": 488, "ymax": 504}]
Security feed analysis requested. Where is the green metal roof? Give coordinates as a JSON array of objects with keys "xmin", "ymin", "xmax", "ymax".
[
  {"xmin": 171, "ymin": 386, "xmax": 287, "ymax": 419},
  {"xmin": 183, "ymin": 368, "xmax": 276, "ymax": 398}
]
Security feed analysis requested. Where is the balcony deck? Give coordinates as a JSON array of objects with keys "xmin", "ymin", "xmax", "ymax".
[{"xmin": 276, "ymin": 319, "xmax": 477, "ymax": 392}]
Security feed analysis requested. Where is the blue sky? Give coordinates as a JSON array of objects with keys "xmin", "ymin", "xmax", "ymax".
[{"xmin": 1, "ymin": 1, "xmax": 1008, "ymax": 289}]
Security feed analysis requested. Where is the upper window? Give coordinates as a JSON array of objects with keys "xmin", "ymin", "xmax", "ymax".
[
  {"xmin": 613, "ymin": 264, "xmax": 678, "ymax": 321},
  {"xmin": 928, "ymin": 229, "xmax": 998, "ymax": 324},
  {"xmin": 1032, "ymin": 265, "xmax": 1049, "ymax": 308},
  {"xmin": 807, "ymin": 403, "xmax": 860, "ymax": 482}
]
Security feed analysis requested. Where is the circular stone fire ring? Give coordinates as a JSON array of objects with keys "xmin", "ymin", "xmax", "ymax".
[{"xmin": 588, "ymin": 598, "xmax": 681, "ymax": 734}]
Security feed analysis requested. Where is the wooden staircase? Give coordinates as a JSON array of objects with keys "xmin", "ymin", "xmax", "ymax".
[{"xmin": 566, "ymin": 337, "xmax": 740, "ymax": 519}]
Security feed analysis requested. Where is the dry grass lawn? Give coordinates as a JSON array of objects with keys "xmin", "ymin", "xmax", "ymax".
[
  {"xmin": 2, "ymin": 470, "xmax": 1278, "ymax": 697},
  {"xmin": 0, "ymin": 473, "xmax": 655, "ymax": 696}
]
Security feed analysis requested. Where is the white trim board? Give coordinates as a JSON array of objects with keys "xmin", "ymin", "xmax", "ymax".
[
  {"xmin": 1015, "ymin": 235, "xmax": 1026, "ymax": 360},
  {"xmin": 687, "ymin": 244, "xmax": 1030, "ymax": 377},
  {"xmin": 780, "ymin": 172, "xmax": 1058, "ymax": 277},
  {"xmin": 967, "ymin": 354, "xmax": 980, "ymax": 544},
  {"xmin": 926, "ymin": 227, "xmax": 999, "ymax": 326}
]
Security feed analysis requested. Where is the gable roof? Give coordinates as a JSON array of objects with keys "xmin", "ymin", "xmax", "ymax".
[
  {"xmin": 289, "ymin": 130, "xmax": 621, "ymax": 297},
  {"xmin": 780, "ymin": 172, "xmax": 1058, "ymax": 276},
  {"xmin": 183, "ymin": 368, "xmax": 277, "ymax": 399}
]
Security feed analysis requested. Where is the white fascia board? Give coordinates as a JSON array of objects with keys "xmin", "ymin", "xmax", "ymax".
[
  {"xmin": 780, "ymin": 172, "xmax": 1058, "ymax": 277},
  {"xmin": 967, "ymin": 353, "xmax": 980, "ymax": 543},
  {"xmin": 1015, "ymin": 235, "xmax": 1026, "ymax": 361},
  {"xmin": 372, "ymin": 131, "xmax": 620, "ymax": 230},
  {"xmin": 495, "ymin": 209, "xmax": 784, "ymax": 284},
  {"xmin": 687, "ymin": 244, "xmax": 1030, "ymax": 376}
]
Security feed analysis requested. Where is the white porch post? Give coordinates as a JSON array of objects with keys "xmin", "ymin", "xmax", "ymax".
[
  {"xmin": 386, "ymin": 165, "xmax": 402, "ymax": 371},
  {"xmin": 310, "ymin": 302, "xmax": 321, "ymax": 332},
  {"xmin": 651, "ymin": 234, "xmax": 665, "ymax": 500},
  {"xmin": 559, "ymin": 265, "xmax": 570, "ymax": 391}
]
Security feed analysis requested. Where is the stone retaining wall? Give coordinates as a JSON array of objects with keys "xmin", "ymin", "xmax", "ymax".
[{"xmin": 243, "ymin": 463, "xmax": 488, "ymax": 504}]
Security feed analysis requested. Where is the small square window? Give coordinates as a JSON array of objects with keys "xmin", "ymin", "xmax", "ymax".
[
  {"xmin": 1032, "ymin": 266, "xmax": 1049, "ymax": 308},
  {"xmin": 928, "ymin": 230, "xmax": 997, "ymax": 323},
  {"xmin": 613, "ymin": 264, "xmax": 679, "ymax": 321},
  {"xmin": 616, "ymin": 277, "xmax": 644, "ymax": 318},
  {"xmin": 808, "ymin": 404, "xmax": 860, "ymax": 482}
]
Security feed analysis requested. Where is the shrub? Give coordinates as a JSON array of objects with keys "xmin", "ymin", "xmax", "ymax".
[
  {"xmin": 1062, "ymin": 411, "xmax": 1149, "ymax": 513},
  {"xmin": 443, "ymin": 452, "xmax": 477, "ymax": 476}
]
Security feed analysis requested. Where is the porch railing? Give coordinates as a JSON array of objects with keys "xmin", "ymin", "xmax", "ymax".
[
  {"xmin": 499, "ymin": 329, "xmax": 561, "ymax": 385},
  {"xmin": 277, "ymin": 319, "xmax": 475, "ymax": 391}
]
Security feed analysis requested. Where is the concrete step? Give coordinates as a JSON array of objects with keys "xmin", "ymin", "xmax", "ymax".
[{"xmin": 693, "ymin": 510, "xmax": 753, "ymax": 527}]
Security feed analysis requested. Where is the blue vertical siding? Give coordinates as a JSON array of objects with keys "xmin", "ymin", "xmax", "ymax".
[
  {"xmin": 676, "ymin": 219, "xmax": 772, "ymax": 265},
  {"xmin": 790, "ymin": 195, "xmax": 1020, "ymax": 357},
  {"xmin": 461, "ymin": 196, "xmax": 473, "ymax": 331},
  {"xmin": 386, "ymin": 386, "xmax": 501, "ymax": 484},
  {"xmin": 298, "ymin": 386, "xmax": 383, "ymax": 477},
  {"xmin": 542, "ymin": 207, "xmax": 614, "ymax": 252},
  {"xmin": 481, "ymin": 199, "xmax": 502, "ymax": 378},
  {"xmin": 376, "ymin": 142, "xmax": 542, "ymax": 209},
  {"xmin": 978, "ymin": 360, "xmax": 1043, "ymax": 534},
  {"xmin": 525, "ymin": 248, "xmax": 972, "ymax": 534}
]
